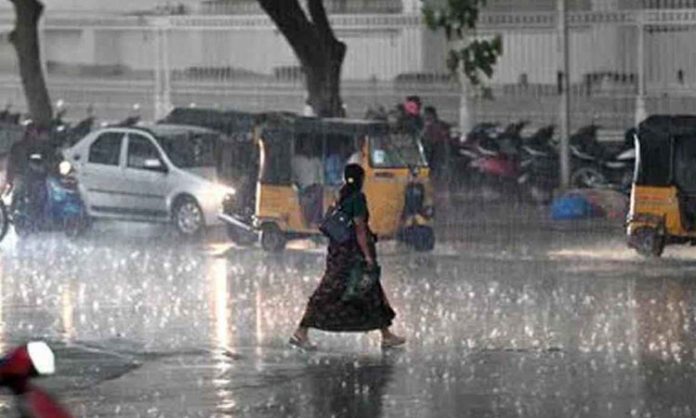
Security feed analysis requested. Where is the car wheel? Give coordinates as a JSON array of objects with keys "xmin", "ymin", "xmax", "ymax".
[
  {"xmin": 173, "ymin": 196, "xmax": 205, "ymax": 238},
  {"xmin": 260, "ymin": 223, "xmax": 286, "ymax": 252}
]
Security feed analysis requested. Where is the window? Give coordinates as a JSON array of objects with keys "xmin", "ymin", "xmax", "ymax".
[
  {"xmin": 154, "ymin": 132, "xmax": 217, "ymax": 168},
  {"xmin": 674, "ymin": 135, "xmax": 696, "ymax": 193},
  {"xmin": 88, "ymin": 132, "xmax": 124, "ymax": 166},
  {"xmin": 127, "ymin": 134, "xmax": 162, "ymax": 169},
  {"xmin": 369, "ymin": 133, "xmax": 428, "ymax": 169}
]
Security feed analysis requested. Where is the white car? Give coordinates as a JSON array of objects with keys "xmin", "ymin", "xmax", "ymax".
[{"xmin": 63, "ymin": 124, "xmax": 235, "ymax": 236}]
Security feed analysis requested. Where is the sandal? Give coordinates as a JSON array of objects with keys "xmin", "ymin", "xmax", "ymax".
[
  {"xmin": 381, "ymin": 335, "xmax": 406, "ymax": 349},
  {"xmin": 288, "ymin": 335, "xmax": 318, "ymax": 351}
]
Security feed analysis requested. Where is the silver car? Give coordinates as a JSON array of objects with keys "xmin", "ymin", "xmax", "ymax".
[{"xmin": 63, "ymin": 124, "xmax": 236, "ymax": 236}]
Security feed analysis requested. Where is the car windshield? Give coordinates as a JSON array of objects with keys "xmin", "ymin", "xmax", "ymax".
[
  {"xmin": 155, "ymin": 132, "xmax": 218, "ymax": 168},
  {"xmin": 369, "ymin": 132, "xmax": 428, "ymax": 169}
]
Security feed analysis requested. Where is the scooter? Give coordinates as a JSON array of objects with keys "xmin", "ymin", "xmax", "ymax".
[
  {"xmin": 469, "ymin": 122, "xmax": 529, "ymax": 194},
  {"xmin": 9, "ymin": 154, "xmax": 90, "ymax": 239},
  {"xmin": 0, "ymin": 341, "xmax": 73, "ymax": 417},
  {"xmin": 517, "ymin": 126, "xmax": 559, "ymax": 204}
]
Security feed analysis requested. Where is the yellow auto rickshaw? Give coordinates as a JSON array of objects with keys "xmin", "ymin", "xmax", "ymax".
[
  {"xmin": 627, "ymin": 115, "xmax": 696, "ymax": 257},
  {"xmin": 221, "ymin": 114, "xmax": 436, "ymax": 252}
]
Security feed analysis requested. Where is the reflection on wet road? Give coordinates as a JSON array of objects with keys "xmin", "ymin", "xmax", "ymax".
[{"xmin": 0, "ymin": 223, "xmax": 696, "ymax": 417}]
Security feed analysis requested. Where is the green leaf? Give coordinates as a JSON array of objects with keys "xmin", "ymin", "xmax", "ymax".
[{"xmin": 421, "ymin": 0, "xmax": 502, "ymax": 86}]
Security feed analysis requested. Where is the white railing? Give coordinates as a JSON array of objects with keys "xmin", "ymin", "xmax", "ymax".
[
  {"xmin": 0, "ymin": 8, "xmax": 695, "ymax": 127},
  {"xmin": 20, "ymin": 8, "xmax": 696, "ymax": 31}
]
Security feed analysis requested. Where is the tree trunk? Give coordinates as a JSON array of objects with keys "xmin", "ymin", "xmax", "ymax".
[
  {"xmin": 8, "ymin": 0, "xmax": 52, "ymax": 127},
  {"xmin": 258, "ymin": 0, "xmax": 346, "ymax": 117},
  {"xmin": 458, "ymin": 72, "xmax": 472, "ymax": 135},
  {"xmin": 304, "ymin": 41, "xmax": 346, "ymax": 117}
]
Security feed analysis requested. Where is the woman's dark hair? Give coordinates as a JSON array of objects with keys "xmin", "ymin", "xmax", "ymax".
[{"xmin": 340, "ymin": 163, "xmax": 365, "ymax": 201}]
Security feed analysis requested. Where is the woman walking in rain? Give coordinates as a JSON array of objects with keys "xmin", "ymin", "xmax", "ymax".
[{"xmin": 290, "ymin": 164, "xmax": 406, "ymax": 350}]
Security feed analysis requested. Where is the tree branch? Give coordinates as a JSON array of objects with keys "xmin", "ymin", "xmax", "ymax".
[
  {"xmin": 6, "ymin": 0, "xmax": 52, "ymax": 125},
  {"xmin": 257, "ymin": 0, "xmax": 317, "ymax": 64},
  {"xmin": 8, "ymin": 0, "xmax": 44, "ymax": 24},
  {"xmin": 307, "ymin": 0, "xmax": 335, "ymax": 42}
]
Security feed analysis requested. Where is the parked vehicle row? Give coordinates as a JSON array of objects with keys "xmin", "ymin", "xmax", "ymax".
[
  {"xmin": 451, "ymin": 121, "xmax": 636, "ymax": 202},
  {"xmin": 0, "ymin": 106, "xmax": 438, "ymax": 253}
]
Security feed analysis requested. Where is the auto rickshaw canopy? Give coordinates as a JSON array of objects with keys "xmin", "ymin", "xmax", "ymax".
[
  {"xmin": 258, "ymin": 116, "xmax": 392, "ymax": 185},
  {"xmin": 636, "ymin": 115, "xmax": 696, "ymax": 190}
]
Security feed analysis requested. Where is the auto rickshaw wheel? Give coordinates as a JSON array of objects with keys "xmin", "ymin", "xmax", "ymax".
[
  {"xmin": 261, "ymin": 223, "xmax": 286, "ymax": 252},
  {"xmin": 401, "ymin": 225, "xmax": 435, "ymax": 252},
  {"xmin": 631, "ymin": 227, "xmax": 665, "ymax": 258}
]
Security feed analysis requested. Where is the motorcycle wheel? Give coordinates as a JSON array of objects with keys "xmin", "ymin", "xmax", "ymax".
[{"xmin": 571, "ymin": 166, "xmax": 607, "ymax": 189}]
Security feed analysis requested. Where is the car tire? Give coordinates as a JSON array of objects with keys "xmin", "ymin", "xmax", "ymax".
[
  {"xmin": 172, "ymin": 196, "xmax": 205, "ymax": 238},
  {"xmin": 260, "ymin": 223, "xmax": 286, "ymax": 252}
]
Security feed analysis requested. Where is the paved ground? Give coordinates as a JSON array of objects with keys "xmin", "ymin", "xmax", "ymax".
[{"xmin": 0, "ymin": 202, "xmax": 695, "ymax": 416}]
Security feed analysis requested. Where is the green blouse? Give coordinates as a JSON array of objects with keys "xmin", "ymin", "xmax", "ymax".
[{"xmin": 342, "ymin": 192, "xmax": 368, "ymax": 222}]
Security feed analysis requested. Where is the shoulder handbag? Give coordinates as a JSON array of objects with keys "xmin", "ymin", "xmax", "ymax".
[{"xmin": 319, "ymin": 200, "xmax": 354, "ymax": 244}]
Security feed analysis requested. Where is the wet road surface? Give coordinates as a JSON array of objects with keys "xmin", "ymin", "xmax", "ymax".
[{"xmin": 0, "ymin": 213, "xmax": 695, "ymax": 417}]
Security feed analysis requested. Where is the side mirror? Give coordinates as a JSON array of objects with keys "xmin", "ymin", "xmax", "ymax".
[{"xmin": 143, "ymin": 158, "xmax": 167, "ymax": 173}]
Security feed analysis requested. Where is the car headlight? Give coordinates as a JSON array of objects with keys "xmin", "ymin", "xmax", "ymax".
[
  {"xmin": 218, "ymin": 185, "xmax": 236, "ymax": 199},
  {"xmin": 202, "ymin": 184, "xmax": 236, "ymax": 208},
  {"xmin": 58, "ymin": 161, "xmax": 72, "ymax": 176}
]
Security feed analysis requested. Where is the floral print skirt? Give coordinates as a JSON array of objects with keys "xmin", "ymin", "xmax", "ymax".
[{"xmin": 300, "ymin": 241, "xmax": 395, "ymax": 332}]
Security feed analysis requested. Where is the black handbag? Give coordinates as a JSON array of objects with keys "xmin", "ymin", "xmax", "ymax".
[{"xmin": 319, "ymin": 201, "xmax": 353, "ymax": 244}]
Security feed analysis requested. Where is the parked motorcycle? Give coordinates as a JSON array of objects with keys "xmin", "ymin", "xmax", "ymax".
[
  {"xmin": 8, "ymin": 153, "xmax": 89, "ymax": 239},
  {"xmin": 50, "ymin": 104, "xmax": 95, "ymax": 148},
  {"xmin": 469, "ymin": 122, "xmax": 542, "ymax": 198},
  {"xmin": 0, "ymin": 341, "xmax": 73, "ymax": 417},
  {"xmin": 0, "ymin": 103, "xmax": 22, "ymax": 124},
  {"xmin": 569, "ymin": 124, "xmax": 635, "ymax": 191},
  {"xmin": 517, "ymin": 125, "xmax": 559, "ymax": 204}
]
